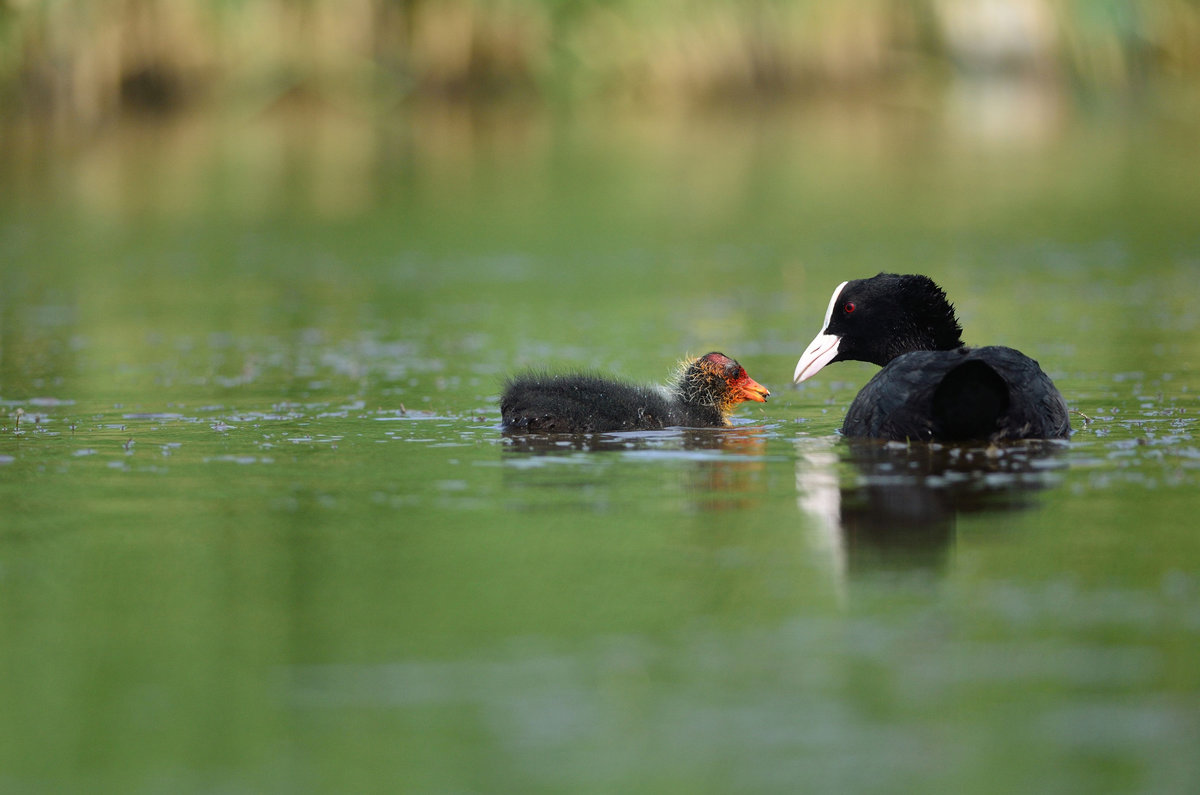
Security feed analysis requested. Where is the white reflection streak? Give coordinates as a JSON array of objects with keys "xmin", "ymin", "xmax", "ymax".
[{"xmin": 794, "ymin": 437, "xmax": 846, "ymax": 605}]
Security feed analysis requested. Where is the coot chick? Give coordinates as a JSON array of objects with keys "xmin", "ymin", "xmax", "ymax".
[
  {"xmin": 502, "ymin": 352, "xmax": 769, "ymax": 433},
  {"xmin": 793, "ymin": 273, "xmax": 1069, "ymax": 442}
]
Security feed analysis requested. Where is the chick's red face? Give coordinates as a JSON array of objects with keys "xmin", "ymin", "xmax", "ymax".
[
  {"xmin": 730, "ymin": 368, "xmax": 770, "ymax": 403},
  {"xmin": 699, "ymin": 352, "xmax": 769, "ymax": 404}
]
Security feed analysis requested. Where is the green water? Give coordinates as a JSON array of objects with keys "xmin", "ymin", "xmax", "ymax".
[{"xmin": 2, "ymin": 102, "xmax": 1200, "ymax": 793}]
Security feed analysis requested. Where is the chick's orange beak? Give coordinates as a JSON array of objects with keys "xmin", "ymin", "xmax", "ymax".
[{"xmin": 737, "ymin": 376, "xmax": 770, "ymax": 403}]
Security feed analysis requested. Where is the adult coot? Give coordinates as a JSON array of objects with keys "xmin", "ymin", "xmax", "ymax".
[
  {"xmin": 793, "ymin": 273, "xmax": 1069, "ymax": 441},
  {"xmin": 502, "ymin": 351, "xmax": 769, "ymax": 433}
]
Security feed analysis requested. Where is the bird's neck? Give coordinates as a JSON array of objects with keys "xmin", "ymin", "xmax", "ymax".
[
  {"xmin": 880, "ymin": 331, "xmax": 964, "ymax": 365},
  {"xmin": 670, "ymin": 379, "xmax": 728, "ymax": 426}
]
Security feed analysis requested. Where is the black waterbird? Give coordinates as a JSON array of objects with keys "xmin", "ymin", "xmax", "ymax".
[
  {"xmin": 502, "ymin": 352, "xmax": 769, "ymax": 433},
  {"xmin": 793, "ymin": 273, "xmax": 1070, "ymax": 442}
]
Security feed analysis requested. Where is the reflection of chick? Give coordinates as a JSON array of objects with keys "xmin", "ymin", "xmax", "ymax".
[
  {"xmin": 501, "ymin": 352, "xmax": 769, "ymax": 433},
  {"xmin": 687, "ymin": 427, "xmax": 770, "ymax": 512}
]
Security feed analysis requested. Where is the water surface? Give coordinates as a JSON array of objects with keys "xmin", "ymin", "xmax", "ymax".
[{"xmin": 2, "ymin": 102, "xmax": 1199, "ymax": 793}]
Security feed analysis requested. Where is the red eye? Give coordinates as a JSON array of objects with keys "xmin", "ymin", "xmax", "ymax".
[{"xmin": 844, "ymin": 302, "xmax": 856, "ymax": 314}]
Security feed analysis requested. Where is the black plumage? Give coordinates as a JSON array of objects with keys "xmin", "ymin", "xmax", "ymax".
[
  {"xmin": 501, "ymin": 352, "xmax": 768, "ymax": 434},
  {"xmin": 794, "ymin": 273, "xmax": 1070, "ymax": 442}
]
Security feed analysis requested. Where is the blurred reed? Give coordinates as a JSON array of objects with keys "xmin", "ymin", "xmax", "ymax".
[{"xmin": 1, "ymin": 0, "xmax": 1198, "ymax": 128}]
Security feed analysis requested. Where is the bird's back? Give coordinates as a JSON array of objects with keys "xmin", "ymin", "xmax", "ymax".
[
  {"xmin": 501, "ymin": 373, "xmax": 674, "ymax": 433},
  {"xmin": 842, "ymin": 346, "xmax": 1069, "ymax": 441}
]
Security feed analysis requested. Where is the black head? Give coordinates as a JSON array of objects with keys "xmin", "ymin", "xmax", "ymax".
[
  {"xmin": 794, "ymin": 273, "xmax": 963, "ymax": 382},
  {"xmin": 678, "ymin": 352, "xmax": 769, "ymax": 416}
]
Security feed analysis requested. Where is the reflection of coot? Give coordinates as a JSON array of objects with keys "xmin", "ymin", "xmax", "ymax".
[
  {"xmin": 501, "ymin": 352, "xmax": 768, "ymax": 433},
  {"xmin": 800, "ymin": 438, "xmax": 1068, "ymax": 574},
  {"xmin": 793, "ymin": 274, "xmax": 1070, "ymax": 442}
]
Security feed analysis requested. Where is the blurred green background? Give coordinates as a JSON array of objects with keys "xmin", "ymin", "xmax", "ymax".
[
  {"xmin": 5, "ymin": 0, "xmax": 1200, "ymax": 232},
  {"xmin": 4, "ymin": 0, "xmax": 1200, "ymax": 123}
]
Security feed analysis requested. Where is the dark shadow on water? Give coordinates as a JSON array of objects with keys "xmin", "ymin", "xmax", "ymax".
[
  {"xmin": 501, "ymin": 426, "xmax": 769, "ymax": 511},
  {"xmin": 797, "ymin": 437, "xmax": 1069, "ymax": 576},
  {"xmin": 500, "ymin": 426, "xmax": 766, "ymax": 455}
]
